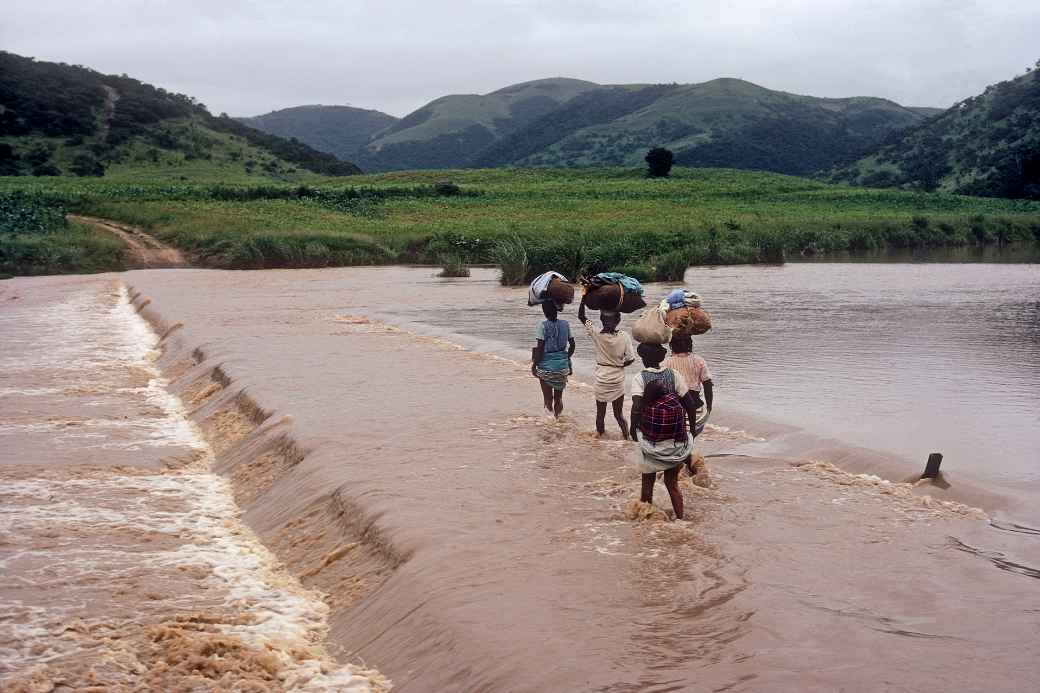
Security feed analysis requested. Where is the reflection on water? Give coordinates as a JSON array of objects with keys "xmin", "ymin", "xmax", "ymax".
[{"xmin": 379, "ymin": 263, "xmax": 1040, "ymax": 485}]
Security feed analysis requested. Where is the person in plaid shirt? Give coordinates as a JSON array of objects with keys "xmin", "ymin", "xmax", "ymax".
[{"xmin": 629, "ymin": 343, "xmax": 700, "ymax": 519}]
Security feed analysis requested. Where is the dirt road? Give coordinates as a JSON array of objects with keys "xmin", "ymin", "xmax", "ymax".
[{"xmin": 70, "ymin": 215, "xmax": 188, "ymax": 269}]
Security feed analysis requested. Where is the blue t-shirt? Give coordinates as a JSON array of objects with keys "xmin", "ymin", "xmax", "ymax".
[{"xmin": 537, "ymin": 319, "xmax": 571, "ymax": 353}]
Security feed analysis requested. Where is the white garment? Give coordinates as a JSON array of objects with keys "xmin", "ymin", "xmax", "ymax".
[{"xmin": 584, "ymin": 320, "xmax": 634, "ymax": 402}]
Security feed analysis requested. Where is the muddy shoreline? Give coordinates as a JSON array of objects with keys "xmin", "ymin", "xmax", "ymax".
[{"xmin": 104, "ymin": 268, "xmax": 1040, "ymax": 692}]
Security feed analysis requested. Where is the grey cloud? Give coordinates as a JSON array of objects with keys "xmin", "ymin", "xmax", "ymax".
[{"xmin": 3, "ymin": 0, "xmax": 1037, "ymax": 116}]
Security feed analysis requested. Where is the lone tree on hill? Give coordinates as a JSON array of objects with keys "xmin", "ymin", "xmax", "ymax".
[{"xmin": 645, "ymin": 147, "xmax": 674, "ymax": 178}]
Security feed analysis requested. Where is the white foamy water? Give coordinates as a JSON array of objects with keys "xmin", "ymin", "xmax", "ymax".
[{"xmin": 0, "ymin": 281, "xmax": 385, "ymax": 691}]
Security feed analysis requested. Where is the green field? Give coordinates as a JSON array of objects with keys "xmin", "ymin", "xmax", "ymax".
[{"xmin": 3, "ymin": 166, "xmax": 1039, "ymax": 279}]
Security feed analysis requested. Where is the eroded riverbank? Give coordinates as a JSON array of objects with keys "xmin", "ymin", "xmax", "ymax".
[{"xmin": 43, "ymin": 267, "xmax": 1036, "ymax": 692}]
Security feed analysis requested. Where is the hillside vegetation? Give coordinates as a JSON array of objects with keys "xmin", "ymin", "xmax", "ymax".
[
  {"xmin": 836, "ymin": 63, "xmax": 1040, "ymax": 199},
  {"xmin": 238, "ymin": 105, "xmax": 398, "ymax": 161},
  {"xmin": 255, "ymin": 76, "xmax": 933, "ymax": 176},
  {"xmin": 4, "ymin": 167, "xmax": 1037, "ymax": 276},
  {"xmin": 0, "ymin": 51, "xmax": 361, "ymax": 181}
]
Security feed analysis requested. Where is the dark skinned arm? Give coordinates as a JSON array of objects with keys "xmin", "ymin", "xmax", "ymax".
[
  {"xmin": 567, "ymin": 337, "xmax": 576, "ymax": 357},
  {"xmin": 629, "ymin": 395, "xmax": 642, "ymax": 441},
  {"xmin": 577, "ymin": 298, "xmax": 587, "ymax": 325},
  {"xmin": 681, "ymin": 391, "xmax": 699, "ymax": 433},
  {"xmin": 532, "ymin": 339, "xmax": 545, "ymax": 377},
  {"xmin": 703, "ymin": 379, "xmax": 714, "ymax": 412}
]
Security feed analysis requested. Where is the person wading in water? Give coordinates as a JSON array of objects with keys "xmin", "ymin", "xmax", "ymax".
[
  {"xmin": 578, "ymin": 297, "xmax": 635, "ymax": 438},
  {"xmin": 662, "ymin": 333, "xmax": 713, "ymax": 415},
  {"xmin": 532, "ymin": 302, "xmax": 576, "ymax": 419},
  {"xmin": 629, "ymin": 343, "xmax": 701, "ymax": 518}
]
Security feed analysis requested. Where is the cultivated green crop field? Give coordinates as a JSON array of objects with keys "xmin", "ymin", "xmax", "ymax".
[{"xmin": 3, "ymin": 166, "xmax": 1039, "ymax": 278}]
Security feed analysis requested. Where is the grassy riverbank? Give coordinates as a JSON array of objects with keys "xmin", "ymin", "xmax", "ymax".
[
  {"xmin": 2, "ymin": 167, "xmax": 1040, "ymax": 278},
  {"xmin": 0, "ymin": 192, "xmax": 125, "ymax": 276}
]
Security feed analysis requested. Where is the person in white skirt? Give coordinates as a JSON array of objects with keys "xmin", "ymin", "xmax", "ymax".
[{"xmin": 578, "ymin": 297, "xmax": 636, "ymax": 438}]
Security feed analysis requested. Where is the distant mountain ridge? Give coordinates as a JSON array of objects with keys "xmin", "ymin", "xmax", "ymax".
[
  {"xmin": 237, "ymin": 105, "xmax": 397, "ymax": 162},
  {"xmin": 243, "ymin": 76, "xmax": 937, "ymax": 176},
  {"xmin": 835, "ymin": 66, "xmax": 1040, "ymax": 199}
]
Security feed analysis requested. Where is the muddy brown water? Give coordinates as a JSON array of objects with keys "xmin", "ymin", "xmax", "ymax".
[{"xmin": 2, "ymin": 267, "xmax": 1039, "ymax": 692}]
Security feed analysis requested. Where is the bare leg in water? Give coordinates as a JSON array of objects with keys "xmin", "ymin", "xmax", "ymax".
[
  {"xmin": 553, "ymin": 387, "xmax": 564, "ymax": 418},
  {"xmin": 611, "ymin": 396, "xmax": 628, "ymax": 438},
  {"xmin": 595, "ymin": 396, "xmax": 629, "ymax": 438},
  {"xmin": 640, "ymin": 464, "xmax": 685, "ymax": 519},
  {"xmin": 539, "ymin": 380, "xmax": 554, "ymax": 415}
]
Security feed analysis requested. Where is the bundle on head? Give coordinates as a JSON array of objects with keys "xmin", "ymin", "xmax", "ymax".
[{"xmin": 664, "ymin": 306, "xmax": 711, "ymax": 336}]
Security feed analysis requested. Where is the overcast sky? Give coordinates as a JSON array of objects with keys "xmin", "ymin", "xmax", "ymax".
[{"xmin": 4, "ymin": 1, "xmax": 1039, "ymax": 117}]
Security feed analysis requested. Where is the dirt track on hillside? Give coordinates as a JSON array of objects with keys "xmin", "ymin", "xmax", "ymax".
[{"xmin": 71, "ymin": 215, "xmax": 188, "ymax": 269}]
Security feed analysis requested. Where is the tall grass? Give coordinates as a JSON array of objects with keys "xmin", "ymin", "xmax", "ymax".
[
  {"xmin": 494, "ymin": 234, "xmax": 529, "ymax": 286},
  {"xmin": 437, "ymin": 254, "xmax": 470, "ymax": 277}
]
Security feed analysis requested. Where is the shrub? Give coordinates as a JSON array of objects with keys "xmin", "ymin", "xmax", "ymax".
[
  {"xmin": 645, "ymin": 147, "xmax": 674, "ymax": 178},
  {"xmin": 653, "ymin": 249, "xmax": 690, "ymax": 281},
  {"xmin": 434, "ymin": 180, "xmax": 461, "ymax": 196},
  {"xmin": 69, "ymin": 153, "xmax": 104, "ymax": 177},
  {"xmin": 493, "ymin": 234, "xmax": 528, "ymax": 286},
  {"xmin": 437, "ymin": 254, "xmax": 470, "ymax": 277},
  {"xmin": 613, "ymin": 263, "xmax": 655, "ymax": 283}
]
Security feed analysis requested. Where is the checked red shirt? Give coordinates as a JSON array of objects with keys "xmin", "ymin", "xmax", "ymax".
[{"xmin": 639, "ymin": 393, "xmax": 687, "ymax": 443}]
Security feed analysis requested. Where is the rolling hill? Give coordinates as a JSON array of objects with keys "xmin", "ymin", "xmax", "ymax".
[
  {"xmin": 834, "ymin": 65, "xmax": 1040, "ymax": 199},
  {"xmin": 237, "ymin": 105, "xmax": 398, "ymax": 162},
  {"xmin": 0, "ymin": 51, "xmax": 361, "ymax": 180},
  {"xmin": 351, "ymin": 77, "xmax": 601, "ymax": 171},
  {"xmin": 271, "ymin": 76, "xmax": 936, "ymax": 175}
]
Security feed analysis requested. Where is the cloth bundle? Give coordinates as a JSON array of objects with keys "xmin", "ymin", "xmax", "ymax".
[
  {"xmin": 583, "ymin": 273, "xmax": 647, "ymax": 313},
  {"xmin": 528, "ymin": 271, "xmax": 574, "ymax": 307},
  {"xmin": 665, "ymin": 289, "xmax": 702, "ymax": 311}
]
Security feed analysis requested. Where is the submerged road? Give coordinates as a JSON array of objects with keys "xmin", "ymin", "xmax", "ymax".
[{"xmin": 110, "ymin": 266, "xmax": 1040, "ymax": 693}]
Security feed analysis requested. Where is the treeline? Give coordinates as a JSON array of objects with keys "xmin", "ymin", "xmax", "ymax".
[
  {"xmin": 676, "ymin": 112, "xmax": 877, "ymax": 176},
  {"xmin": 841, "ymin": 64, "xmax": 1040, "ymax": 199}
]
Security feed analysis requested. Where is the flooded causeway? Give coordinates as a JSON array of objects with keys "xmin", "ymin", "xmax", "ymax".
[{"xmin": 2, "ymin": 267, "xmax": 1039, "ymax": 692}]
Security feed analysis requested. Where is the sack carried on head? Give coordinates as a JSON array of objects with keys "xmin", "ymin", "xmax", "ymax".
[
  {"xmin": 582, "ymin": 273, "xmax": 647, "ymax": 313},
  {"xmin": 528, "ymin": 271, "xmax": 573, "ymax": 306},
  {"xmin": 631, "ymin": 304, "xmax": 673, "ymax": 344},
  {"xmin": 664, "ymin": 306, "xmax": 712, "ymax": 335}
]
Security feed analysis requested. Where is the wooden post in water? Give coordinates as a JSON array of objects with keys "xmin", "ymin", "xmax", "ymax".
[{"xmin": 922, "ymin": 452, "xmax": 943, "ymax": 479}]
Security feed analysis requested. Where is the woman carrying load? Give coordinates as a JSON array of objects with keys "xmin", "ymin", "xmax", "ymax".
[
  {"xmin": 532, "ymin": 302, "xmax": 576, "ymax": 419},
  {"xmin": 578, "ymin": 297, "xmax": 635, "ymax": 438},
  {"xmin": 629, "ymin": 343, "xmax": 701, "ymax": 519},
  {"xmin": 630, "ymin": 380, "xmax": 692, "ymax": 519}
]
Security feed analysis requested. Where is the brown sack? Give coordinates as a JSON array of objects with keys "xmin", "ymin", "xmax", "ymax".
[
  {"xmin": 583, "ymin": 284, "xmax": 623, "ymax": 311},
  {"xmin": 618, "ymin": 292, "xmax": 647, "ymax": 314},
  {"xmin": 664, "ymin": 306, "xmax": 712, "ymax": 336},
  {"xmin": 547, "ymin": 277, "xmax": 575, "ymax": 305},
  {"xmin": 631, "ymin": 306, "xmax": 673, "ymax": 344}
]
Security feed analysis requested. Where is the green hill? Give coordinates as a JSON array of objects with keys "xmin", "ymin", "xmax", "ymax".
[
  {"xmin": 354, "ymin": 78, "xmax": 602, "ymax": 170},
  {"xmin": 348, "ymin": 77, "xmax": 933, "ymax": 175},
  {"xmin": 238, "ymin": 105, "xmax": 398, "ymax": 162},
  {"xmin": 835, "ymin": 64, "xmax": 1040, "ymax": 199},
  {"xmin": 0, "ymin": 51, "xmax": 361, "ymax": 181}
]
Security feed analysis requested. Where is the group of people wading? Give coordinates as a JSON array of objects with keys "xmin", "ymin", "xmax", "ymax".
[{"xmin": 531, "ymin": 298, "xmax": 714, "ymax": 519}]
